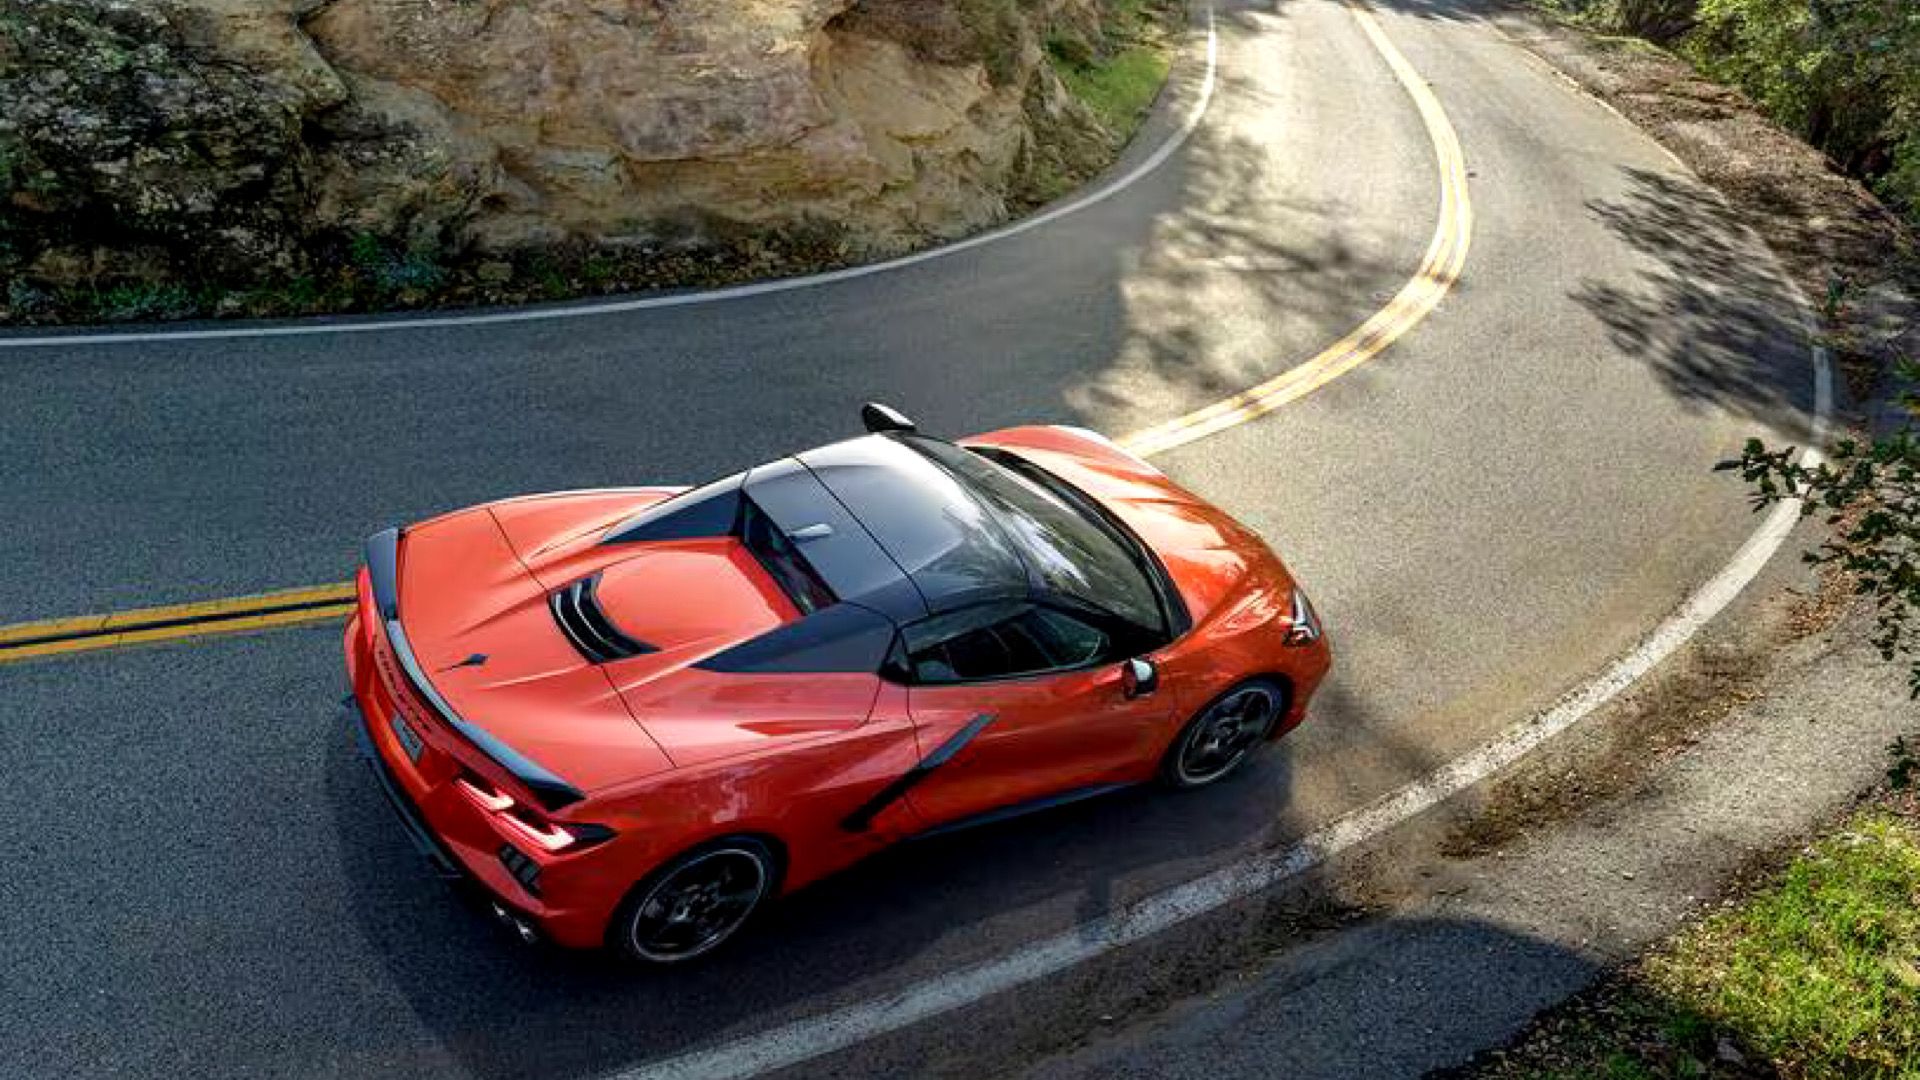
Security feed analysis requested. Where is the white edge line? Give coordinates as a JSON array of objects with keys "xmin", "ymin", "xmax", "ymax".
[
  {"xmin": 618, "ymin": 347, "xmax": 1831, "ymax": 1080},
  {"xmin": 0, "ymin": 10, "xmax": 1218, "ymax": 352}
]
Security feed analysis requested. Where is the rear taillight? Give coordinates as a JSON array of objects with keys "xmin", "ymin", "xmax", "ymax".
[
  {"xmin": 456, "ymin": 774, "xmax": 613, "ymax": 853},
  {"xmin": 499, "ymin": 812, "xmax": 581, "ymax": 853},
  {"xmin": 455, "ymin": 776, "xmax": 513, "ymax": 811}
]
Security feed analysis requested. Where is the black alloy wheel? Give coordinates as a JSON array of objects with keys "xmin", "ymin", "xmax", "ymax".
[
  {"xmin": 1163, "ymin": 680, "xmax": 1285, "ymax": 788},
  {"xmin": 617, "ymin": 838, "xmax": 777, "ymax": 964}
]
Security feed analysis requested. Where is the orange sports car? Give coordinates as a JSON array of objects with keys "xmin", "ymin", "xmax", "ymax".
[{"xmin": 344, "ymin": 405, "xmax": 1331, "ymax": 964}]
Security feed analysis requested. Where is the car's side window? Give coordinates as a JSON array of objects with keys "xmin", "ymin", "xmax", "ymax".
[
  {"xmin": 1030, "ymin": 607, "xmax": 1109, "ymax": 667},
  {"xmin": 901, "ymin": 603, "xmax": 1113, "ymax": 684}
]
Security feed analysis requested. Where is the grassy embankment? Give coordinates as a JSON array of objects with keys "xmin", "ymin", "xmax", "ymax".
[
  {"xmin": 1013, "ymin": 0, "xmax": 1178, "ymax": 202},
  {"xmin": 1460, "ymin": 799, "xmax": 1920, "ymax": 1079},
  {"xmin": 1049, "ymin": 0, "xmax": 1176, "ymax": 136}
]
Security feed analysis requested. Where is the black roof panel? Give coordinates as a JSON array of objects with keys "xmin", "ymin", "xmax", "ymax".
[
  {"xmin": 798, "ymin": 436, "xmax": 1032, "ymax": 615},
  {"xmin": 743, "ymin": 454, "xmax": 930, "ymax": 621},
  {"xmin": 603, "ymin": 473, "xmax": 745, "ymax": 544}
]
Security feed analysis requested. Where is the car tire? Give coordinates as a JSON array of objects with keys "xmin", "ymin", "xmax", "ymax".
[
  {"xmin": 1159, "ymin": 678, "xmax": 1287, "ymax": 790},
  {"xmin": 610, "ymin": 836, "xmax": 780, "ymax": 965}
]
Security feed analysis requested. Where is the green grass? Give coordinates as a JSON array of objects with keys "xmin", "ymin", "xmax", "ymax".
[
  {"xmin": 1054, "ymin": 46, "xmax": 1172, "ymax": 137},
  {"xmin": 1650, "ymin": 816, "xmax": 1920, "ymax": 1076},
  {"xmin": 1465, "ymin": 812, "xmax": 1920, "ymax": 1079},
  {"xmin": 1042, "ymin": 0, "xmax": 1177, "ymax": 142},
  {"xmin": 86, "ymin": 281, "xmax": 202, "ymax": 321}
]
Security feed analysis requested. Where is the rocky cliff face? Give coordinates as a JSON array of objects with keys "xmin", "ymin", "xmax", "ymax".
[{"xmin": 0, "ymin": 0, "xmax": 1115, "ymax": 305}]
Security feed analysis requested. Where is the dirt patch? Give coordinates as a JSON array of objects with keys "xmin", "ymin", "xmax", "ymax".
[{"xmin": 1435, "ymin": 553, "xmax": 1855, "ymax": 860}]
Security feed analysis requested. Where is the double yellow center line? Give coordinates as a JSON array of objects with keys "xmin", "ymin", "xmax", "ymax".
[
  {"xmin": 0, "ymin": 0, "xmax": 1469, "ymax": 670},
  {"xmin": 1119, "ymin": 1, "xmax": 1472, "ymax": 457},
  {"xmin": 0, "ymin": 584, "xmax": 357, "ymax": 666}
]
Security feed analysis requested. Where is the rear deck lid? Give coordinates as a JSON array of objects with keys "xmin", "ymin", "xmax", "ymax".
[{"xmin": 389, "ymin": 509, "xmax": 674, "ymax": 796}]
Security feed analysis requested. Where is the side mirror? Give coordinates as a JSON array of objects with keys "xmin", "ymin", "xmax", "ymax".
[
  {"xmin": 1121, "ymin": 657, "xmax": 1158, "ymax": 699},
  {"xmin": 862, "ymin": 402, "xmax": 917, "ymax": 434}
]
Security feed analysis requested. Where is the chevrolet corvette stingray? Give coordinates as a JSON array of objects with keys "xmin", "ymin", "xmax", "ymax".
[{"xmin": 344, "ymin": 405, "xmax": 1331, "ymax": 964}]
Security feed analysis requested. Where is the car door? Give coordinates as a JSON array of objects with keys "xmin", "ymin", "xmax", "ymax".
[{"xmin": 898, "ymin": 601, "xmax": 1177, "ymax": 829}]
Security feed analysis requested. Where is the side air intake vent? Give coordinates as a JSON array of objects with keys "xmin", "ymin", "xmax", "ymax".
[{"xmin": 549, "ymin": 574, "xmax": 654, "ymax": 663}]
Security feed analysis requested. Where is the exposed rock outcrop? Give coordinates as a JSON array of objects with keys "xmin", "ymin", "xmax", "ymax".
[{"xmin": 0, "ymin": 0, "xmax": 1124, "ymax": 308}]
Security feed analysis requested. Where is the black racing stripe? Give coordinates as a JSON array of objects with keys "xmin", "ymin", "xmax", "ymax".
[
  {"xmin": 842, "ymin": 712, "xmax": 996, "ymax": 832},
  {"xmin": 0, "ymin": 596, "xmax": 355, "ymax": 651}
]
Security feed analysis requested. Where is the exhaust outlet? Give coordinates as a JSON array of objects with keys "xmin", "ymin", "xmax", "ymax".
[{"xmin": 489, "ymin": 901, "xmax": 539, "ymax": 945}]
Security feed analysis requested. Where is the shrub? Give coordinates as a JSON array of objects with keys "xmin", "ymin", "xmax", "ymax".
[
  {"xmin": 1689, "ymin": 0, "xmax": 1920, "ymax": 218},
  {"xmin": 1721, "ymin": 357, "xmax": 1920, "ymax": 698},
  {"xmin": 1616, "ymin": 0, "xmax": 1698, "ymax": 42}
]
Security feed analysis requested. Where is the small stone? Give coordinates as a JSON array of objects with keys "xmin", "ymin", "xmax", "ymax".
[
  {"xmin": 1716, "ymin": 1037, "xmax": 1746, "ymax": 1065},
  {"xmin": 476, "ymin": 260, "xmax": 514, "ymax": 284}
]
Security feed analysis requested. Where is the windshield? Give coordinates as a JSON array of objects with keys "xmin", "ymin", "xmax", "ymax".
[{"xmin": 906, "ymin": 438, "xmax": 1166, "ymax": 632}]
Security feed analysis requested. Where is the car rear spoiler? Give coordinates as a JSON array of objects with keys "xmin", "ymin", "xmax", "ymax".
[{"xmin": 364, "ymin": 528, "xmax": 586, "ymax": 811}]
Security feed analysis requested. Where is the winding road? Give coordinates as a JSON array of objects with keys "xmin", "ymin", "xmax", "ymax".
[{"xmin": 0, "ymin": 1, "xmax": 1827, "ymax": 1078}]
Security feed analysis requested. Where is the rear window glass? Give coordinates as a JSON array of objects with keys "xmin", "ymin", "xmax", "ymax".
[
  {"xmin": 800, "ymin": 437, "xmax": 1030, "ymax": 609},
  {"xmin": 907, "ymin": 439, "xmax": 1164, "ymax": 632},
  {"xmin": 740, "ymin": 498, "xmax": 835, "ymax": 615}
]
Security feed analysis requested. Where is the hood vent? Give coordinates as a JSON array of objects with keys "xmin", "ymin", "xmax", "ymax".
[{"xmin": 549, "ymin": 574, "xmax": 654, "ymax": 663}]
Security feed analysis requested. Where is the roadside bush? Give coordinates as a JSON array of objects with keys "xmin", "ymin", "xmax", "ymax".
[
  {"xmin": 1616, "ymin": 0, "xmax": 1699, "ymax": 42},
  {"xmin": 1528, "ymin": 0, "xmax": 1920, "ymax": 222},
  {"xmin": 346, "ymin": 232, "xmax": 447, "ymax": 298},
  {"xmin": 1722, "ymin": 358, "xmax": 1920, "ymax": 698},
  {"xmin": 1689, "ymin": 0, "xmax": 1920, "ymax": 218},
  {"xmin": 1527, "ymin": 0, "xmax": 1696, "ymax": 41}
]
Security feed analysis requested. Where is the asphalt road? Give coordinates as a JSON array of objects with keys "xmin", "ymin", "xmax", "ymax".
[{"xmin": 0, "ymin": 1, "xmax": 1822, "ymax": 1078}]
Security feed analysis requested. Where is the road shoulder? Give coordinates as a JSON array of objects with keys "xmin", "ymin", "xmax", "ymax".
[{"xmin": 1013, "ymin": 605, "xmax": 1917, "ymax": 1080}]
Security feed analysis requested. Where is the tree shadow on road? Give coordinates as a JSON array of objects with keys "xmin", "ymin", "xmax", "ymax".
[
  {"xmin": 1573, "ymin": 168, "xmax": 1824, "ymax": 441},
  {"xmin": 1064, "ymin": 52, "xmax": 1430, "ymax": 435},
  {"xmin": 1019, "ymin": 915, "xmax": 1605, "ymax": 1080}
]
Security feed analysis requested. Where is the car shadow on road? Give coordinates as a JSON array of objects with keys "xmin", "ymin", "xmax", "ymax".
[{"xmin": 325, "ymin": 700, "xmax": 1308, "ymax": 1080}]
